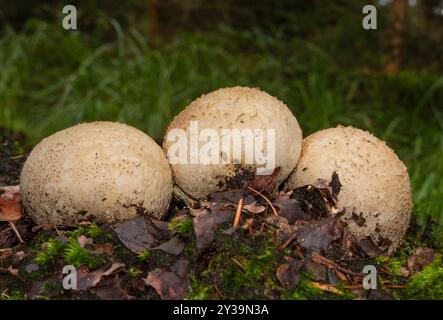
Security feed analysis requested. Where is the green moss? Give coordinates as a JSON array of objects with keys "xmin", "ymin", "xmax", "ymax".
[
  {"xmin": 1, "ymin": 290, "xmax": 24, "ymax": 300},
  {"xmin": 63, "ymin": 238, "xmax": 104, "ymax": 269},
  {"xmin": 127, "ymin": 266, "xmax": 143, "ymax": 278},
  {"xmin": 401, "ymin": 255, "xmax": 443, "ymax": 299},
  {"xmin": 169, "ymin": 216, "xmax": 193, "ymax": 238},
  {"xmin": 281, "ymin": 274, "xmax": 324, "ymax": 300},
  {"xmin": 187, "ymin": 275, "xmax": 214, "ymax": 300},
  {"xmin": 34, "ymin": 239, "xmax": 64, "ymax": 265},
  {"xmin": 136, "ymin": 249, "xmax": 150, "ymax": 262},
  {"xmin": 87, "ymin": 223, "xmax": 104, "ymax": 239}
]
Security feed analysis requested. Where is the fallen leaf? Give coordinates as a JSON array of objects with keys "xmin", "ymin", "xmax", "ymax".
[
  {"xmin": 276, "ymin": 257, "xmax": 304, "ymax": 290},
  {"xmin": 145, "ymin": 260, "xmax": 189, "ymax": 300},
  {"xmin": 242, "ymin": 201, "xmax": 266, "ymax": 214},
  {"xmin": 249, "ymin": 167, "xmax": 280, "ymax": 193},
  {"xmin": 273, "ymin": 198, "xmax": 311, "ymax": 224},
  {"xmin": 193, "ymin": 208, "xmax": 235, "ymax": 250},
  {"xmin": 304, "ymin": 258, "xmax": 327, "ymax": 282},
  {"xmin": 208, "ymin": 189, "xmax": 255, "ymax": 205},
  {"xmin": 0, "ymin": 194, "xmax": 23, "ymax": 222},
  {"xmin": 113, "ymin": 217, "xmax": 157, "ymax": 254},
  {"xmin": 153, "ymin": 237, "xmax": 185, "ymax": 256},
  {"xmin": 92, "ymin": 243, "xmax": 114, "ymax": 255},
  {"xmin": 76, "ymin": 262, "xmax": 125, "ymax": 291},
  {"xmin": 296, "ymin": 217, "xmax": 343, "ymax": 254},
  {"xmin": 93, "ymin": 277, "xmax": 132, "ymax": 300},
  {"xmin": 356, "ymin": 237, "xmax": 382, "ymax": 258}
]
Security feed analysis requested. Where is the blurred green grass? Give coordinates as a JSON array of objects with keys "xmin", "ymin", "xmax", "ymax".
[{"xmin": 0, "ymin": 18, "xmax": 442, "ymax": 245}]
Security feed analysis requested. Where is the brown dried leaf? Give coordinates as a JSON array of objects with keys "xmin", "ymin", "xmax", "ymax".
[
  {"xmin": 93, "ymin": 277, "xmax": 132, "ymax": 300},
  {"xmin": 0, "ymin": 194, "xmax": 23, "ymax": 222},
  {"xmin": 276, "ymin": 257, "xmax": 304, "ymax": 290},
  {"xmin": 76, "ymin": 262, "xmax": 125, "ymax": 291},
  {"xmin": 193, "ymin": 208, "xmax": 235, "ymax": 250},
  {"xmin": 145, "ymin": 260, "xmax": 189, "ymax": 300},
  {"xmin": 273, "ymin": 198, "xmax": 311, "ymax": 224},
  {"xmin": 113, "ymin": 217, "xmax": 157, "ymax": 254},
  {"xmin": 153, "ymin": 237, "xmax": 185, "ymax": 256},
  {"xmin": 296, "ymin": 217, "xmax": 343, "ymax": 254},
  {"xmin": 249, "ymin": 167, "xmax": 280, "ymax": 193}
]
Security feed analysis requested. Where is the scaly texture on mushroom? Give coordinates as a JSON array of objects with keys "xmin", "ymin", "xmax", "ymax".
[
  {"xmin": 286, "ymin": 125, "xmax": 412, "ymax": 255},
  {"xmin": 20, "ymin": 121, "xmax": 173, "ymax": 225},
  {"xmin": 163, "ymin": 86, "xmax": 303, "ymax": 205}
]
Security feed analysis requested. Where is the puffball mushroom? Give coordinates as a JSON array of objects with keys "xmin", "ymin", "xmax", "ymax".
[
  {"xmin": 163, "ymin": 86, "xmax": 303, "ymax": 205},
  {"xmin": 20, "ymin": 121, "xmax": 173, "ymax": 225},
  {"xmin": 286, "ymin": 126, "xmax": 412, "ymax": 254}
]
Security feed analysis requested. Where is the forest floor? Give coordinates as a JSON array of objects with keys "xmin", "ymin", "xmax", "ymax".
[{"xmin": 1, "ymin": 128, "xmax": 442, "ymax": 300}]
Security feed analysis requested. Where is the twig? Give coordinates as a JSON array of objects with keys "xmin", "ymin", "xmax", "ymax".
[
  {"xmin": 231, "ymin": 257, "xmax": 245, "ymax": 270},
  {"xmin": 310, "ymin": 282, "xmax": 344, "ymax": 295},
  {"xmin": 8, "ymin": 221, "xmax": 24, "ymax": 243},
  {"xmin": 384, "ymin": 284, "xmax": 406, "ymax": 289},
  {"xmin": 279, "ymin": 232, "xmax": 298, "ymax": 251},
  {"xmin": 233, "ymin": 197, "xmax": 244, "ymax": 227},
  {"xmin": 247, "ymin": 187, "xmax": 278, "ymax": 216},
  {"xmin": 0, "ymin": 248, "xmax": 13, "ymax": 253},
  {"xmin": 311, "ymin": 252, "xmax": 363, "ymax": 277}
]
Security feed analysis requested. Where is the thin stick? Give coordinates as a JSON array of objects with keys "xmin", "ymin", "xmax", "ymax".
[
  {"xmin": 247, "ymin": 187, "xmax": 278, "ymax": 216},
  {"xmin": 279, "ymin": 232, "xmax": 298, "ymax": 250},
  {"xmin": 231, "ymin": 257, "xmax": 245, "ymax": 270},
  {"xmin": 310, "ymin": 282, "xmax": 344, "ymax": 295},
  {"xmin": 233, "ymin": 197, "xmax": 244, "ymax": 227},
  {"xmin": 8, "ymin": 221, "xmax": 24, "ymax": 243}
]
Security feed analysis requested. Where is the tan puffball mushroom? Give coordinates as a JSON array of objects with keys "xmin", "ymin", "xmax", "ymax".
[
  {"xmin": 20, "ymin": 121, "xmax": 173, "ymax": 225},
  {"xmin": 286, "ymin": 125, "xmax": 412, "ymax": 254},
  {"xmin": 163, "ymin": 86, "xmax": 303, "ymax": 205}
]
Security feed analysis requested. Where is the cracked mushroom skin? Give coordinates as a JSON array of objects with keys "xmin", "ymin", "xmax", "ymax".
[
  {"xmin": 20, "ymin": 121, "xmax": 173, "ymax": 225},
  {"xmin": 163, "ymin": 86, "xmax": 303, "ymax": 204},
  {"xmin": 286, "ymin": 126, "xmax": 412, "ymax": 255}
]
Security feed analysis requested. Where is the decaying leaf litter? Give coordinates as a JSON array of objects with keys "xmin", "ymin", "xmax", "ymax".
[{"xmin": 0, "ymin": 134, "xmax": 441, "ymax": 300}]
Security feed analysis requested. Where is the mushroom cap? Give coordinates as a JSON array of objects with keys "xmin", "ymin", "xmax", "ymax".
[
  {"xmin": 286, "ymin": 126, "xmax": 412, "ymax": 254},
  {"xmin": 20, "ymin": 121, "xmax": 173, "ymax": 225},
  {"xmin": 163, "ymin": 86, "xmax": 303, "ymax": 204}
]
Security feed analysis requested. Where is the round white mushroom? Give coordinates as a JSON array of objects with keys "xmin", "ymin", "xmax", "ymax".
[
  {"xmin": 286, "ymin": 125, "xmax": 412, "ymax": 254},
  {"xmin": 20, "ymin": 121, "xmax": 173, "ymax": 225},
  {"xmin": 163, "ymin": 86, "xmax": 303, "ymax": 204}
]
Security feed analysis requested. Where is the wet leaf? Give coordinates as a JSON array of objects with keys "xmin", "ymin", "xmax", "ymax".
[
  {"xmin": 153, "ymin": 237, "xmax": 185, "ymax": 256},
  {"xmin": 193, "ymin": 208, "xmax": 235, "ymax": 250},
  {"xmin": 276, "ymin": 257, "xmax": 304, "ymax": 290},
  {"xmin": 273, "ymin": 198, "xmax": 311, "ymax": 224},
  {"xmin": 145, "ymin": 260, "xmax": 189, "ymax": 300},
  {"xmin": 76, "ymin": 262, "xmax": 125, "ymax": 291},
  {"xmin": 94, "ymin": 277, "xmax": 132, "ymax": 300},
  {"xmin": 296, "ymin": 217, "xmax": 343, "ymax": 254},
  {"xmin": 113, "ymin": 217, "xmax": 157, "ymax": 254},
  {"xmin": 208, "ymin": 189, "xmax": 255, "ymax": 205}
]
